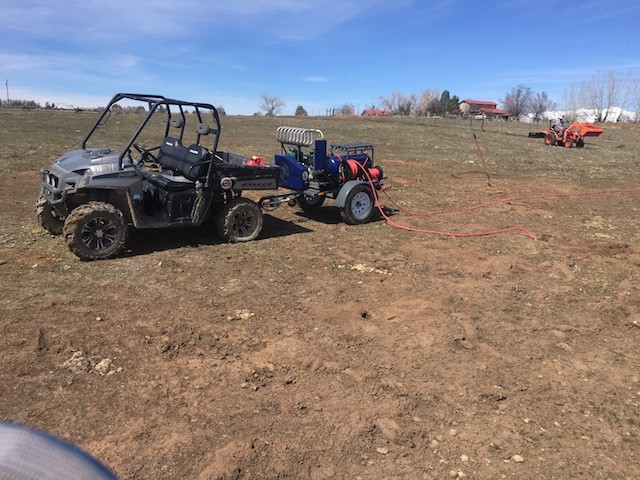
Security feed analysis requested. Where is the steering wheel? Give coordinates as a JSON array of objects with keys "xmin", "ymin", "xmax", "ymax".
[{"xmin": 132, "ymin": 143, "xmax": 158, "ymax": 163}]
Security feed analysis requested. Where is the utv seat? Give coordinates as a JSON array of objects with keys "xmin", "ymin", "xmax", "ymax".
[
  {"xmin": 144, "ymin": 137, "xmax": 212, "ymax": 191},
  {"xmin": 156, "ymin": 137, "xmax": 212, "ymax": 180},
  {"xmin": 184, "ymin": 144, "xmax": 211, "ymax": 179},
  {"xmin": 143, "ymin": 172, "xmax": 194, "ymax": 192}
]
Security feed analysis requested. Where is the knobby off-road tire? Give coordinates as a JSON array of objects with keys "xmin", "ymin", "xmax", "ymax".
[
  {"xmin": 216, "ymin": 197, "xmax": 263, "ymax": 243},
  {"xmin": 340, "ymin": 184, "xmax": 375, "ymax": 225},
  {"xmin": 35, "ymin": 197, "xmax": 64, "ymax": 235},
  {"xmin": 63, "ymin": 202, "xmax": 128, "ymax": 261},
  {"xmin": 297, "ymin": 194, "xmax": 325, "ymax": 212}
]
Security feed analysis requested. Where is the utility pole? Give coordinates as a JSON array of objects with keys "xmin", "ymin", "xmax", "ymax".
[{"xmin": 5, "ymin": 79, "xmax": 9, "ymax": 106}]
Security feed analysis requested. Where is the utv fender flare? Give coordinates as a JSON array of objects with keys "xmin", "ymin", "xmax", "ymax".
[
  {"xmin": 334, "ymin": 180, "xmax": 370, "ymax": 208},
  {"xmin": 71, "ymin": 187, "xmax": 139, "ymax": 227}
]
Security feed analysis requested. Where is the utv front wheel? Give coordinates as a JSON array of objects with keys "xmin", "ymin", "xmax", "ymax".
[
  {"xmin": 36, "ymin": 197, "xmax": 64, "ymax": 235},
  {"xmin": 63, "ymin": 202, "xmax": 128, "ymax": 260},
  {"xmin": 216, "ymin": 198, "xmax": 263, "ymax": 242}
]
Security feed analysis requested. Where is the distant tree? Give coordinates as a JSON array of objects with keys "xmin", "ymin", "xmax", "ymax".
[
  {"xmin": 439, "ymin": 90, "xmax": 459, "ymax": 114},
  {"xmin": 502, "ymin": 84, "xmax": 533, "ymax": 119},
  {"xmin": 581, "ymin": 70, "xmax": 626, "ymax": 122},
  {"xmin": 395, "ymin": 93, "xmax": 418, "ymax": 116},
  {"xmin": 1, "ymin": 99, "xmax": 40, "ymax": 109},
  {"xmin": 450, "ymin": 94, "xmax": 460, "ymax": 113},
  {"xmin": 295, "ymin": 105, "xmax": 308, "ymax": 116},
  {"xmin": 418, "ymin": 88, "xmax": 441, "ymax": 116},
  {"xmin": 531, "ymin": 91, "xmax": 556, "ymax": 123},
  {"xmin": 379, "ymin": 92, "xmax": 399, "ymax": 115},
  {"xmin": 217, "ymin": 105, "xmax": 227, "ymax": 116},
  {"xmin": 439, "ymin": 90, "xmax": 450, "ymax": 112},
  {"xmin": 260, "ymin": 93, "xmax": 285, "ymax": 116},
  {"xmin": 379, "ymin": 92, "xmax": 420, "ymax": 116},
  {"xmin": 560, "ymin": 83, "xmax": 581, "ymax": 122},
  {"xmin": 632, "ymin": 73, "xmax": 640, "ymax": 122},
  {"xmin": 338, "ymin": 103, "xmax": 355, "ymax": 115}
]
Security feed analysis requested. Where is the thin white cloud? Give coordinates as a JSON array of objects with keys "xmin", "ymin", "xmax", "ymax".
[
  {"xmin": 3, "ymin": 0, "xmax": 391, "ymax": 40},
  {"xmin": 303, "ymin": 76, "xmax": 329, "ymax": 83}
]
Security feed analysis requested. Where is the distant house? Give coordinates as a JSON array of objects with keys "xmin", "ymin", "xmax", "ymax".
[
  {"xmin": 459, "ymin": 99, "xmax": 511, "ymax": 119},
  {"xmin": 361, "ymin": 109, "xmax": 391, "ymax": 117}
]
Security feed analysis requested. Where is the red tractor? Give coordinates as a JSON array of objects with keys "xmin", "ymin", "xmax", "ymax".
[{"xmin": 529, "ymin": 121, "xmax": 603, "ymax": 148}]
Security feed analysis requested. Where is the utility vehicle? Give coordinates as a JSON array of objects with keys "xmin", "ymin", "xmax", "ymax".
[{"xmin": 529, "ymin": 121, "xmax": 603, "ymax": 148}]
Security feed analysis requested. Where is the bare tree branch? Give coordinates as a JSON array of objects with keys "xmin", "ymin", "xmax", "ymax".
[
  {"xmin": 531, "ymin": 92, "xmax": 556, "ymax": 123},
  {"xmin": 502, "ymin": 85, "xmax": 533, "ymax": 120},
  {"xmin": 260, "ymin": 93, "xmax": 285, "ymax": 116}
]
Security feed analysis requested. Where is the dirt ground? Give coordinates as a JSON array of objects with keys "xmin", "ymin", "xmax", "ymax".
[{"xmin": 1, "ymin": 111, "xmax": 639, "ymax": 479}]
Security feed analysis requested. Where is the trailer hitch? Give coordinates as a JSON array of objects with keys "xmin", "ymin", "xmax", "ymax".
[{"xmin": 258, "ymin": 191, "xmax": 301, "ymax": 210}]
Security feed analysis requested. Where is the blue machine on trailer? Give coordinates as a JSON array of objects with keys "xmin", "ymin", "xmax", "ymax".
[{"xmin": 268, "ymin": 126, "xmax": 384, "ymax": 225}]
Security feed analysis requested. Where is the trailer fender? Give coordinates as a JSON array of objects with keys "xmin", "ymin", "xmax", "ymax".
[{"xmin": 334, "ymin": 180, "xmax": 370, "ymax": 208}]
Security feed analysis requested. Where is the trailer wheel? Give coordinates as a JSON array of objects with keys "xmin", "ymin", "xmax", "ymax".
[
  {"xmin": 544, "ymin": 133, "xmax": 556, "ymax": 146},
  {"xmin": 36, "ymin": 197, "xmax": 64, "ymax": 235},
  {"xmin": 216, "ymin": 197, "xmax": 263, "ymax": 242},
  {"xmin": 297, "ymin": 194, "xmax": 325, "ymax": 212},
  {"xmin": 63, "ymin": 202, "xmax": 128, "ymax": 261},
  {"xmin": 340, "ymin": 184, "xmax": 375, "ymax": 225}
]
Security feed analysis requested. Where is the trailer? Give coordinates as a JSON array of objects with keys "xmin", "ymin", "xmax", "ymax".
[{"xmin": 265, "ymin": 126, "xmax": 384, "ymax": 224}]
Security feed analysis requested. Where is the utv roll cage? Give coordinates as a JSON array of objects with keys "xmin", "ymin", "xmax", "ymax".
[{"xmin": 81, "ymin": 93, "xmax": 222, "ymax": 171}]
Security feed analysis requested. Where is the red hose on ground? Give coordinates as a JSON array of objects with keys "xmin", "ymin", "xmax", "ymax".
[
  {"xmin": 356, "ymin": 162, "xmax": 640, "ymax": 240},
  {"xmin": 380, "ymin": 187, "xmax": 640, "ymax": 219}
]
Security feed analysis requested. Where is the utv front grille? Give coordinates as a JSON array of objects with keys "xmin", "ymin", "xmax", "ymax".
[{"xmin": 46, "ymin": 173, "xmax": 59, "ymax": 188}]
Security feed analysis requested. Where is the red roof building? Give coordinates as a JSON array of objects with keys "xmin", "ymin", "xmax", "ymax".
[
  {"xmin": 459, "ymin": 99, "xmax": 511, "ymax": 119},
  {"xmin": 361, "ymin": 109, "xmax": 391, "ymax": 117}
]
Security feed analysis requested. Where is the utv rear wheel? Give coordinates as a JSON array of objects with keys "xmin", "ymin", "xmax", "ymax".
[
  {"xmin": 36, "ymin": 197, "xmax": 64, "ymax": 235},
  {"xmin": 216, "ymin": 198, "xmax": 263, "ymax": 242},
  {"xmin": 340, "ymin": 184, "xmax": 375, "ymax": 225},
  {"xmin": 63, "ymin": 202, "xmax": 128, "ymax": 261}
]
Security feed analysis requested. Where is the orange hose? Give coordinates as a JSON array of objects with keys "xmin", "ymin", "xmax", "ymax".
[
  {"xmin": 370, "ymin": 169, "xmax": 640, "ymax": 239},
  {"xmin": 382, "ymin": 187, "xmax": 640, "ymax": 218},
  {"xmin": 353, "ymin": 161, "xmax": 536, "ymax": 239}
]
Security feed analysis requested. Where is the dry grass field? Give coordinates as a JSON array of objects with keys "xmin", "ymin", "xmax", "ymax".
[{"xmin": 1, "ymin": 108, "xmax": 639, "ymax": 479}]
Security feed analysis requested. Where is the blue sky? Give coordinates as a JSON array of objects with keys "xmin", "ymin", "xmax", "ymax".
[{"xmin": 2, "ymin": 0, "xmax": 639, "ymax": 115}]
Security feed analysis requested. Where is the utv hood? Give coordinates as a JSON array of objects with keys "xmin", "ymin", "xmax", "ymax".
[{"xmin": 55, "ymin": 148, "xmax": 132, "ymax": 174}]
